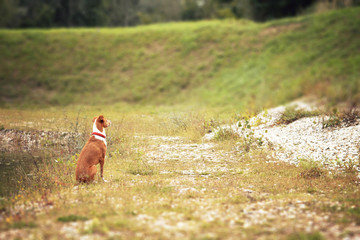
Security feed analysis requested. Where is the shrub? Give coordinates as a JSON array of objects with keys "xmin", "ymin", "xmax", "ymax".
[
  {"xmin": 322, "ymin": 108, "xmax": 360, "ymax": 128},
  {"xmin": 214, "ymin": 127, "xmax": 240, "ymax": 141},
  {"xmin": 335, "ymin": 158, "xmax": 360, "ymax": 183},
  {"xmin": 278, "ymin": 107, "xmax": 319, "ymax": 125},
  {"xmin": 299, "ymin": 159, "xmax": 325, "ymax": 179},
  {"xmin": 300, "ymin": 167, "xmax": 323, "ymax": 179},
  {"xmin": 238, "ymin": 117, "xmax": 264, "ymax": 152},
  {"xmin": 213, "ymin": 115, "xmax": 264, "ymax": 152}
]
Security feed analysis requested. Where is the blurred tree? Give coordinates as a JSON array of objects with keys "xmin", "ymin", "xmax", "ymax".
[
  {"xmin": 250, "ymin": 0, "xmax": 316, "ymax": 21},
  {"xmin": 213, "ymin": 0, "xmax": 250, "ymax": 19},
  {"xmin": 137, "ymin": 0, "xmax": 181, "ymax": 24},
  {"xmin": 229, "ymin": 0, "xmax": 252, "ymax": 18},
  {"xmin": 181, "ymin": 0, "xmax": 206, "ymax": 20},
  {"xmin": 16, "ymin": 0, "xmax": 56, "ymax": 27},
  {"xmin": 311, "ymin": 0, "xmax": 360, "ymax": 13},
  {"xmin": 0, "ymin": 0, "xmax": 19, "ymax": 27},
  {"xmin": 1, "ymin": 0, "xmax": 359, "ymax": 28},
  {"xmin": 105, "ymin": 0, "xmax": 140, "ymax": 26},
  {"xmin": 180, "ymin": 0, "xmax": 252, "ymax": 20},
  {"xmin": 53, "ymin": 0, "xmax": 108, "ymax": 27},
  {"xmin": 83, "ymin": 0, "xmax": 108, "ymax": 26}
]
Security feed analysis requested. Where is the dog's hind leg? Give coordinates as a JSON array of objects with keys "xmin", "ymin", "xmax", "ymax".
[{"xmin": 88, "ymin": 165, "xmax": 97, "ymax": 182}]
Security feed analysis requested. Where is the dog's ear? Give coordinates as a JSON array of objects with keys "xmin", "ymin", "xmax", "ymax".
[
  {"xmin": 92, "ymin": 117, "xmax": 97, "ymax": 123},
  {"xmin": 98, "ymin": 115, "xmax": 104, "ymax": 123}
]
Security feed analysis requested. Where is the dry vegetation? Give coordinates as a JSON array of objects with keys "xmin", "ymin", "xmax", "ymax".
[{"xmin": 0, "ymin": 108, "xmax": 359, "ymax": 239}]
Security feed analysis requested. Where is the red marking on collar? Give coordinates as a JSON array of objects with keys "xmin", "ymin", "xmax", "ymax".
[{"xmin": 92, "ymin": 132, "xmax": 106, "ymax": 139}]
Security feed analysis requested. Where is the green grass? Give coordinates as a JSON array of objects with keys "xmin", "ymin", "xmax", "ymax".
[
  {"xmin": 10, "ymin": 221, "xmax": 37, "ymax": 229},
  {"xmin": 0, "ymin": 7, "xmax": 359, "ymax": 110},
  {"xmin": 287, "ymin": 232, "xmax": 324, "ymax": 240},
  {"xmin": 57, "ymin": 215, "xmax": 89, "ymax": 223}
]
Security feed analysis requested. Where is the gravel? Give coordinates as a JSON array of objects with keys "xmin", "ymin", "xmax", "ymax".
[
  {"xmin": 205, "ymin": 100, "xmax": 360, "ymax": 172},
  {"xmin": 0, "ymin": 129, "xmax": 86, "ymax": 153}
]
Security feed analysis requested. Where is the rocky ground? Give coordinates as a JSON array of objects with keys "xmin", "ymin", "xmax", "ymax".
[
  {"xmin": 0, "ymin": 129, "xmax": 85, "ymax": 153},
  {"xmin": 138, "ymin": 136, "xmax": 360, "ymax": 239},
  {"xmin": 204, "ymin": 100, "xmax": 360, "ymax": 174}
]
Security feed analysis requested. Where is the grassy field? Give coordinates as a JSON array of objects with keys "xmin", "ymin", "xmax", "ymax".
[
  {"xmin": 1, "ymin": 7, "xmax": 360, "ymax": 239},
  {"xmin": 0, "ymin": 109, "xmax": 359, "ymax": 239},
  {"xmin": 0, "ymin": 7, "xmax": 359, "ymax": 111}
]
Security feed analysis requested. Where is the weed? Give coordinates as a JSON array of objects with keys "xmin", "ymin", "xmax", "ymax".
[
  {"xmin": 322, "ymin": 108, "xmax": 360, "ymax": 128},
  {"xmin": 287, "ymin": 232, "xmax": 324, "ymax": 240},
  {"xmin": 299, "ymin": 159, "xmax": 325, "ymax": 179},
  {"xmin": 57, "ymin": 214, "xmax": 89, "ymax": 222},
  {"xmin": 212, "ymin": 114, "xmax": 264, "ymax": 152},
  {"xmin": 237, "ymin": 116, "xmax": 264, "ymax": 152},
  {"xmin": 11, "ymin": 221, "xmax": 37, "ymax": 229},
  {"xmin": 126, "ymin": 151, "xmax": 155, "ymax": 176},
  {"xmin": 277, "ymin": 107, "xmax": 319, "ymax": 125},
  {"xmin": 341, "ymin": 108, "xmax": 360, "ymax": 127},
  {"xmin": 322, "ymin": 116, "xmax": 341, "ymax": 128},
  {"xmin": 168, "ymin": 113, "xmax": 221, "ymax": 141},
  {"xmin": 348, "ymin": 207, "xmax": 360, "ymax": 225},
  {"xmin": 335, "ymin": 158, "xmax": 360, "ymax": 182},
  {"xmin": 306, "ymin": 187, "xmax": 317, "ymax": 194},
  {"xmin": 83, "ymin": 218, "xmax": 109, "ymax": 234},
  {"xmin": 113, "ymin": 219, "xmax": 130, "ymax": 228},
  {"xmin": 170, "ymin": 114, "xmax": 188, "ymax": 132},
  {"xmin": 214, "ymin": 127, "xmax": 240, "ymax": 141},
  {"xmin": 126, "ymin": 167, "xmax": 155, "ymax": 176},
  {"xmin": 300, "ymin": 167, "xmax": 323, "ymax": 179}
]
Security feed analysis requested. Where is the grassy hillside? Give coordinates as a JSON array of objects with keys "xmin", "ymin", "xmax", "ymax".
[{"xmin": 0, "ymin": 7, "xmax": 359, "ymax": 110}]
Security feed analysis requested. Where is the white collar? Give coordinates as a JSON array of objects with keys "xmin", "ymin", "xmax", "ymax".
[{"xmin": 92, "ymin": 118, "xmax": 107, "ymax": 146}]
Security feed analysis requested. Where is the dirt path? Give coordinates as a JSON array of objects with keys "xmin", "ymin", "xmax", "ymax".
[{"xmin": 128, "ymin": 136, "xmax": 360, "ymax": 239}]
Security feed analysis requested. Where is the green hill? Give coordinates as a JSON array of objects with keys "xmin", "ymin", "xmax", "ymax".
[{"xmin": 0, "ymin": 7, "xmax": 359, "ymax": 110}]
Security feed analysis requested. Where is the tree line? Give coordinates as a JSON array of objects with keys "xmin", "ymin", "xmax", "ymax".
[{"xmin": 0, "ymin": 0, "xmax": 359, "ymax": 28}]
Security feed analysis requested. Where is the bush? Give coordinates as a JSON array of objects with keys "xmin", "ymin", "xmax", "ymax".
[
  {"xmin": 214, "ymin": 127, "xmax": 240, "ymax": 141},
  {"xmin": 278, "ymin": 107, "xmax": 319, "ymax": 125},
  {"xmin": 299, "ymin": 159, "xmax": 325, "ymax": 179},
  {"xmin": 322, "ymin": 108, "xmax": 360, "ymax": 128}
]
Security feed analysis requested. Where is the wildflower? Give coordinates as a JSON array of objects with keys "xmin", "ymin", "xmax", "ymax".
[{"xmin": 5, "ymin": 217, "xmax": 12, "ymax": 224}]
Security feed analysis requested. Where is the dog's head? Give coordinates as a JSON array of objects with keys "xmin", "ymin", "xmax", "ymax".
[{"xmin": 93, "ymin": 115, "xmax": 111, "ymax": 131}]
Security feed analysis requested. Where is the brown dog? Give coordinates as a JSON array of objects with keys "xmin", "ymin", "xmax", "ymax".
[{"xmin": 75, "ymin": 115, "xmax": 111, "ymax": 183}]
